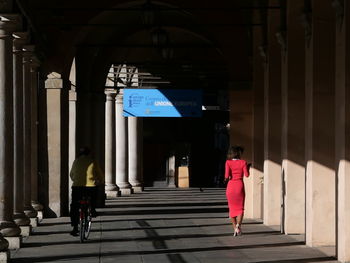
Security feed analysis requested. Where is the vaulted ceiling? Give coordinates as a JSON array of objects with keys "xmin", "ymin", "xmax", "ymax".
[{"xmin": 17, "ymin": 0, "xmax": 275, "ymax": 90}]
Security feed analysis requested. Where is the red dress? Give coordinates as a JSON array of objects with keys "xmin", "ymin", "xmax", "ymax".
[{"xmin": 225, "ymin": 159, "xmax": 249, "ymax": 218}]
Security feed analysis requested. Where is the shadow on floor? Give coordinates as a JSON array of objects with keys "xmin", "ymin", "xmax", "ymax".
[
  {"xmin": 14, "ymin": 242, "xmax": 308, "ymax": 263},
  {"xmin": 98, "ymin": 207, "xmax": 229, "ymax": 216},
  {"xmin": 105, "ymin": 201, "xmax": 228, "ymax": 208},
  {"xmin": 252, "ymin": 257, "xmax": 338, "ymax": 263},
  {"xmin": 12, "ymin": 188, "xmax": 335, "ymax": 263}
]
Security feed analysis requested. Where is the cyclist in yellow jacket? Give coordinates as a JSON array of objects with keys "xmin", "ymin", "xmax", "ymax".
[{"xmin": 69, "ymin": 147, "xmax": 104, "ymax": 236}]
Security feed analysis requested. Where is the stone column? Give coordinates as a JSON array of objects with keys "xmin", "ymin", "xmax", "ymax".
[
  {"xmin": 30, "ymin": 55, "xmax": 43, "ymax": 218},
  {"xmin": 76, "ymin": 92, "xmax": 92, "ymax": 154},
  {"xmin": 68, "ymin": 59, "xmax": 76, "ymax": 175},
  {"xmin": 335, "ymin": 1, "xmax": 350, "ymax": 261},
  {"xmin": 45, "ymin": 72, "xmax": 64, "ymax": 217},
  {"xmin": 251, "ymin": 21, "xmax": 264, "ymax": 220},
  {"xmin": 128, "ymin": 117, "xmax": 143, "ymax": 192},
  {"xmin": 167, "ymin": 154, "xmax": 176, "ymax": 187},
  {"xmin": 36, "ymin": 74, "xmax": 48, "ymax": 219},
  {"xmin": 68, "ymin": 58, "xmax": 76, "ymax": 177},
  {"xmin": 68, "ymin": 87, "xmax": 76, "ymax": 204},
  {"xmin": 280, "ymin": 0, "xmax": 305, "ymax": 234},
  {"xmin": 12, "ymin": 32, "xmax": 30, "ymax": 230},
  {"xmin": 91, "ymin": 93, "xmax": 104, "ymax": 170},
  {"xmin": 0, "ymin": 14, "xmax": 21, "ymax": 242},
  {"xmin": 22, "ymin": 45, "xmax": 38, "ymax": 224},
  {"xmin": 229, "ymin": 89, "xmax": 254, "ymax": 218},
  {"xmin": 138, "ymin": 118, "xmax": 144, "ymax": 188},
  {"xmin": 305, "ymin": 1, "xmax": 335, "ymax": 247},
  {"xmin": 92, "ymin": 93, "xmax": 105, "ymax": 207},
  {"xmin": 105, "ymin": 89, "xmax": 120, "ymax": 197},
  {"xmin": 115, "ymin": 89, "xmax": 132, "ymax": 195},
  {"xmin": 263, "ymin": 1, "xmax": 282, "ymax": 226}
]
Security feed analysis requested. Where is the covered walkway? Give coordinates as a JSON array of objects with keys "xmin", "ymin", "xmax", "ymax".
[
  {"xmin": 1, "ymin": 0, "xmax": 350, "ymax": 262},
  {"xmin": 11, "ymin": 188, "xmax": 337, "ymax": 263}
]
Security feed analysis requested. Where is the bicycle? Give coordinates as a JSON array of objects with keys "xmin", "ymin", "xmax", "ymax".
[{"xmin": 78, "ymin": 196, "xmax": 92, "ymax": 243}]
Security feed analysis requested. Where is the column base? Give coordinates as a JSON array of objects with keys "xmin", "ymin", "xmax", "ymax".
[
  {"xmin": 13, "ymin": 213, "xmax": 30, "ymax": 227},
  {"xmin": 106, "ymin": 190, "xmax": 121, "ymax": 198},
  {"xmin": 0, "ymin": 251, "xmax": 9, "ymax": 263},
  {"xmin": 120, "ymin": 188, "xmax": 133, "ymax": 196},
  {"xmin": 105, "ymin": 184, "xmax": 119, "ymax": 192},
  {"xmin": 0, "ymin": 221, "xmax": 21, "ymax": 237},
  {"xmin": 132, "ymin": 186, "xmax": 143, "ymax": 193},
  {"xmin": 30, "ymin": 218, "xmax": 38, "ymax": 228},
  {"xmin": 24, "ymin": 206, "xmax": 38, "ymax": 218},
  {"xmin": 36, "ymin": 211, "xmax": 43, "ymax": 221},
  {"xmin": 0, "ymin": 236, "xmax": 8, "ymax": 252},
  {"xmin": 167, "ymin": 183, "xmax": 177, "ymax": 188},
  {"xmin": 4, "ymin": 237, "xmax": 21, "ymax": 250},
  {"xmin": 31, "ymin": 201, "xmax": 44, "ymax": 211},
  {"xmin": 19, "ymin": 226, "xmax": 31, "ymax": 237},
  {"xmin": 153, "ymin": 181, "xmax": 168, "ymax": 187}
]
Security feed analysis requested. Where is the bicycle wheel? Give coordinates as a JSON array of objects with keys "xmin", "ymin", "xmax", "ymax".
[
  {"xmin": 84, "ymin": 207, "xmax": 92, "ymax": 240},
  {"xmin": 79, "ymin": 209, "xmax": 86, "ymax": 243}
]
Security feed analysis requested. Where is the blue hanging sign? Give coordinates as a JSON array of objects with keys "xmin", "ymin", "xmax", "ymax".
[{"xmin": 123, "ymin": 89, "xmax": 202, "ymax": 117}]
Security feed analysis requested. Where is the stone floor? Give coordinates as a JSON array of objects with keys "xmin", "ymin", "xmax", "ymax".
[{"xmin": 11, "ymin": 188, "xmax": 338, "ymax": 263}]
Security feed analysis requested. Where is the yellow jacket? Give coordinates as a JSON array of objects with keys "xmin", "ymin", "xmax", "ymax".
[{"xmin": 70, "ymin": 155, "xmax": 104, "ymax": 187}]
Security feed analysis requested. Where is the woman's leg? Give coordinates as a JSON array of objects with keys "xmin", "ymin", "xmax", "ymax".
[
  {"xmin": 237, "ymin": 214, "xmax": 244, "ymax": 225},
  {"xmin": 236, "ymin": 214, "xmax": 244, "ymax": 235},
  {"xmin": 231, "ymin": 217, "xmax": 237, "ymax": 230}
]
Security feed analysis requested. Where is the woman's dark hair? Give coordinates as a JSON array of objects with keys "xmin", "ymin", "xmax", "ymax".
[{"xmin": 227, "ymin": 146, "xmax": 244, "ymax": 160}]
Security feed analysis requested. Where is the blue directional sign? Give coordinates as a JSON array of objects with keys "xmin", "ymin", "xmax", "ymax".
[{"xmin": 123, "ymin": 89, "xmax": 202, "ymax": 117}]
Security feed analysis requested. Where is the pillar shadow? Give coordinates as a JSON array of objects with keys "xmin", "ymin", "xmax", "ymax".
[
  {"xmin": 22, "ymin": 231, "xmax": 290, "ymax": 248},
  {"xmin": 98, "ymin": 207, "xmax": 229, "ymax": 216},
  {"xmin": 105, "ymin": 201, "xmax": 228, "ymax": 208},
  {"xmin": 252, "ymin": 257, "xmax": 337, "ymax": 263},
  {"xmin": 167, "ymin": 253, "xmax": 187, "ymax": 263},
  {"xmin": 136, "ymin": 220, "xmax": 167, "ymax": 249},
  {"xmin": 37, "ymin": 77, "xmax": 50, "ymax": 217},
  {"xmin": 13, "ymin": 241, "xmax": 307, "ymax": 263},
  {"xmin": 37, "ymin": 215, "xmax": 235, "ymax": 227}
]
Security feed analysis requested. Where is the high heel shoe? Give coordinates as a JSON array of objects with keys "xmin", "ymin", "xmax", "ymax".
[{"xmin": 235, "ymin": 224, "xmax": 242, "ymax": 236}]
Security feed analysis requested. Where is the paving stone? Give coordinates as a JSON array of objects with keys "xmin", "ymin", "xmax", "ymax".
[{"xmin": 10, "ymin": 188, "xmax": 339, "ymax": 263}]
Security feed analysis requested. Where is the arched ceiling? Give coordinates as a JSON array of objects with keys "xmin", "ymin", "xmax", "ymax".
[{"xmin": 19, "ymin": 0, "xmax": 274, "ymax": 88}]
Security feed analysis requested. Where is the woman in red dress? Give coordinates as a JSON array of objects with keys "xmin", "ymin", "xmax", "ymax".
[{"xmin": 224, "ymin": 146, "xmax": 250, "ymax": 236}]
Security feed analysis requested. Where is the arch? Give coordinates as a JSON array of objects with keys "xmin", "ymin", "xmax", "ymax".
[{"xmin": 63, "ymin": 0, "xmax": 248, "ymax": 82}]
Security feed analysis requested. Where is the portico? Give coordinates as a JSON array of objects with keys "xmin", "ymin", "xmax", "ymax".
[{"xmin": 0, "ymin": 0, "xmax": 349, "ymax": 262}]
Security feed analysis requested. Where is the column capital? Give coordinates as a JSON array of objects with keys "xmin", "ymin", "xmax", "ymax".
[
  {"xmin": 22, "ymin": 45, "xmax": 34, "ymax": 64},
  {"xmin": 0, "ymin": 14, "xmax": 21, "ymax": 35},
  {"xmin": 47, "ymin": 71, "xmax": 61, "ymax": 79},
  {"xmin": 105, "ymin": 88, "xmax": 117, "ymax": 101},
  {"xmin": 117, "ymin": 88, "xmax": 124, "ymax": 94},
  {"xmin": 105, "ymin": 88, "xmax": 117, "ymax": 94},
  {"xmin": 116, "ymin": 88, "xmax": 124, "ymax": 104},
  {"xmin": 12, "ymin": 31, "xmax": 29, "ymax": 52},
  {"xmin": 45, "ymin": 73, "xmax": 63, "ymax": 89},
  {"xmin": 22, "ymin": 44, "xmax": 34, "ymax": 53}
]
